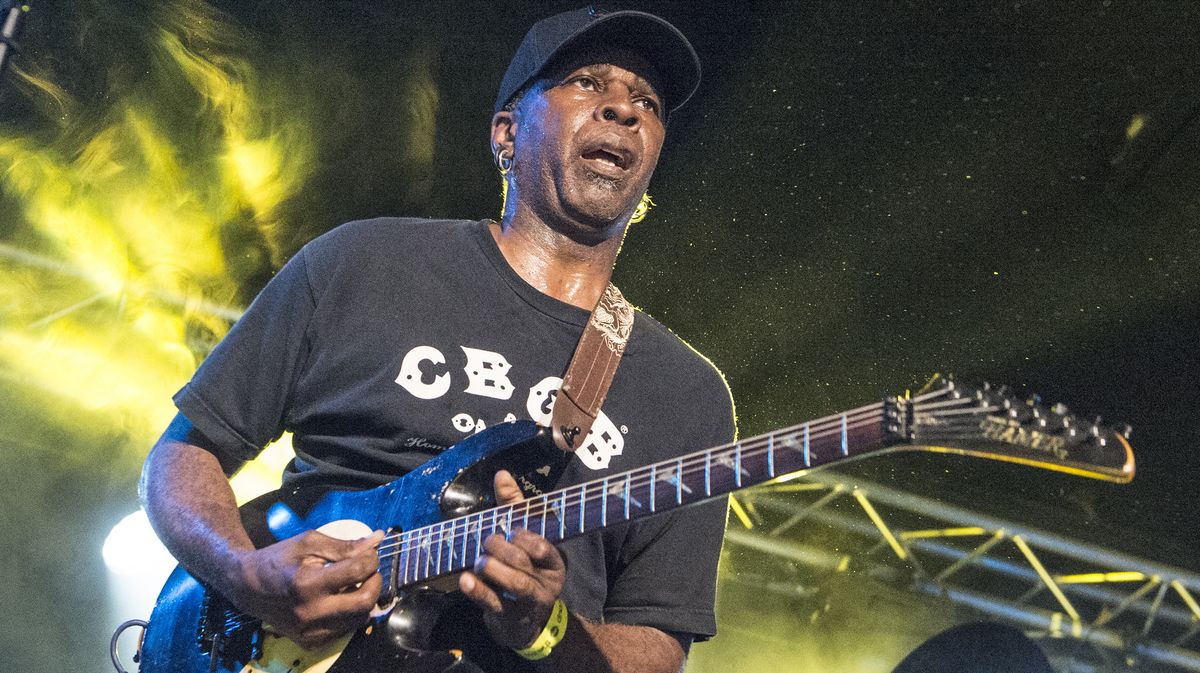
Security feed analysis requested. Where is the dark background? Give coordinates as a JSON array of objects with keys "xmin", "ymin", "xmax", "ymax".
[{"xmin": 1, "ymin": 1, "xmax": 1196, "ymax": 671}]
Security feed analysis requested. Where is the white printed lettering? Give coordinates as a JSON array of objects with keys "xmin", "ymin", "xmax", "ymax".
[
  {"xmin": 576, "ymin": 410, "xmax": 624, "ymax": 470},
  {"xmin": 526, "ymin": 376, "xmax": 562, "ymax": 425},
  {"xmin": 461, "ymin": 347, "xmax": 515, "ymax": 400},
  {"xmin": 395, "ymin": 346, "xmax": 451, "ymax": 400},
  {"xmin": 452, "ymin": 413, "xmax": 486, "ymax": 434}
]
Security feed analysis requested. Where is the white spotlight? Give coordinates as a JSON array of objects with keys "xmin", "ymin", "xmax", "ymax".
[{"xmin": 102, "ymin": 509, "xmax": 176, "ymax": 576}]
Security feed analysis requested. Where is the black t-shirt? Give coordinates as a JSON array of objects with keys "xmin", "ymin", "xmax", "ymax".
[{"xmin": 175, "ymin": 218, "xmax": 736, "ymax": 669}]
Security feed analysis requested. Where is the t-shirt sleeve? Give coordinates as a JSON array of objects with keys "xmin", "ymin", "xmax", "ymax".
[
  {"xmin": 601, "ymin": 367, "xmax": 736, "ymax": 639},
  {"xmin": 173, "ymin": 247, "xmax": 318, "ymax": 463}
]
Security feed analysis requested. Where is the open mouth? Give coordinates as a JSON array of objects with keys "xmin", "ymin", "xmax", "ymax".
[{"xmin": 580, "ymin": 145, "xmax": 631, "ymax": 171}]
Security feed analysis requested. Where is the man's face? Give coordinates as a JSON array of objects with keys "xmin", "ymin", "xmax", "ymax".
[{"xmin": 496, "ymin": 47, "xmax": 667, "ymax": 241}]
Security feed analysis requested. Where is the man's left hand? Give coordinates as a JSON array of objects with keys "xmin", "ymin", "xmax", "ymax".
[{"xmin": 458, "ymin": 470, "xmax": 567, "ymax": 650}]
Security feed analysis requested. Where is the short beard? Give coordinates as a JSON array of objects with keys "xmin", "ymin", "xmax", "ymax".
[{"xmin": 583, "ymin": 169, "xmax": 624, "ymax": 192}]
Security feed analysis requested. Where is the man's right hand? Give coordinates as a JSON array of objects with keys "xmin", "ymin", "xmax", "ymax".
[
  {"xmin": 141, "ymin": 416, "xmax": 387, "ymax": 652},
  {"xmin": 225, "ymin": 529, "xmax": 385, "ymax": 650}
]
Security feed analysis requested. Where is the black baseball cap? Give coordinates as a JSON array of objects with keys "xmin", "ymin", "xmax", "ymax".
[{"xmin": 494, "ymin": 6, "xmax": 701, "ymax": 119}]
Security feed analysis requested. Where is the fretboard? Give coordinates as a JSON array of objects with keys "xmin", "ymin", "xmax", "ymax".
[{"xmin": 376, "ymin": 402, "xmax": 889, "ymax": 590}]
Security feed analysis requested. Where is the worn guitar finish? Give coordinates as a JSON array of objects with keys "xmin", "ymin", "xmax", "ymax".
[{"xmin": 135, "ymin": 379, "xmax": 1135, "ymax": 673}]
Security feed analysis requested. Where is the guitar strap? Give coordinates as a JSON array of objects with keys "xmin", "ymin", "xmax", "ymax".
[{"xmin": 550, "ymin": 283, "xmax": 634, "ymax": 452}]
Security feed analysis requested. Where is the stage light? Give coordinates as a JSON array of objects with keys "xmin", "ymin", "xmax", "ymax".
[{"xmin": 102, "ymin": 509, "xmax": 176, "ymax": 577}]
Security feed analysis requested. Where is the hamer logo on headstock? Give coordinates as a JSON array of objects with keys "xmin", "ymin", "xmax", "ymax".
[{"xmin": 980, "ymin": 416, "xmax": 1069, "ymax": 459}]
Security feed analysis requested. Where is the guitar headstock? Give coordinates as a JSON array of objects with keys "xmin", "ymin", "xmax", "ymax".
[{"xmin": 891, "ymin": 376, "xmax": 1135, "ymax": 483}]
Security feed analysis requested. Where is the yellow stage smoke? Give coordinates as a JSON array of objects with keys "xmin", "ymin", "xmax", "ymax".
[{"xmin": 0, "ymin": 0, "xmax": 313, "ymax": 494}]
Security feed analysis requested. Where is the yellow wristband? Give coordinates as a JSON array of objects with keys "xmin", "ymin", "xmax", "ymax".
[{"xmin": 514, "ymin": 599, "xmax": 569, "ymax": 661}]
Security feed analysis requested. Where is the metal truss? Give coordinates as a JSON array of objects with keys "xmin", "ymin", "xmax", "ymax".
[{"xmin": 727, "ymin": 472, "xmax": 1200, "ymax": 672}]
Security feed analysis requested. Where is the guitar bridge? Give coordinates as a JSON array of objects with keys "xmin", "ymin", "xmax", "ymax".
[{"xmin": 197, "ymin": 588, "xmax": 263, "ymax": 663}]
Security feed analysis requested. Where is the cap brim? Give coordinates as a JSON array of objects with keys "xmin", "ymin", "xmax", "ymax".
[{"xmin": 542, "ymin": 11, "xmax": 702, "ymax": 118}]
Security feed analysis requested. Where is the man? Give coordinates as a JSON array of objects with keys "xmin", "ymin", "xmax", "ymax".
[{"xmin": 141, "ymin": 7, "xmax": 735, "ymax": 673}]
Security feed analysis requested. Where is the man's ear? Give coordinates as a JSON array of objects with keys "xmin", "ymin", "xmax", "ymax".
[{"xmin": 490, "ymin": 110, "xmax": 516, "ymax": 157}]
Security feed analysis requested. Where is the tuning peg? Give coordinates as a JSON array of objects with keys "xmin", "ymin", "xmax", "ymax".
[{"xmin": 1123, "ymin": 424, "xmax": 1133, "ymax": 439}]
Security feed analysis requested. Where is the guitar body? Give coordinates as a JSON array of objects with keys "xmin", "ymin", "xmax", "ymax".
[{"xmin": 139, "ymin": 420, "xmax": 564, "ymax": 673}]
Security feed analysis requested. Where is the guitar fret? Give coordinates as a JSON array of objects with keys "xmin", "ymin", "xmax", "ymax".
[
  {"xmin": 436, "ymin": 520, "xmax": 446, "ymax": 571},
  {"xmin": 841, "ymin": 414, "xmax": 849, "ymax": 456},
  {"xmin": 474, "ymin": 512, "xmax": 484, "ymax": 563},
  {"xmin": 460, "ymin": 518, "xmax": 468, "ymax": 566},
  {"xmin": 413, "ymin": 532, "xmax": 421, "ymax": 582},
  {"xmin": 410, "ymin": 534, "xmax": 419, "ymax": 583},
  {"xmin": 768, "ymin": 434, "xmax": 776, "ymax": 477},
  {"xmin": 803, "ymin": 423, "xmax": 811, "ymax": 467},
  {"xmin": 623, "ymin": 473, "xmax": 631, "ymax": 519},
  {"xmin": 675, "ymin": 458, "xmax": 683, "ymax": 504},
  {"xmin": 704, "ymin": 452, "xmax": 712, "ymax": 496},
  {"xmin": 735, "ymin": 443, "xmax": 743, "ymax": 487},
  {"xmin": 400, "ymin": 535, "xmax": 411, "ymax": 585},
  {"xmin": 649, "ymin": 465, "xmax": 656, "ymax": 513},
  {"xmin": 573, "ymin": 485, "xmax": 582, "ymax": 533},
  {"xmin": 540, "ymin": 497, "xmax": 548, "ymax": 537},
  {"xmin": 601, "ymin": 479, "xmax": 609, "ymax": 527},
  {"xmin": 559, "ymin": 490, "xmax": 567, "ymax": 540},
  {"xmin": 422, "ymin": 532, "xmax": 431, "ymax": 580},
  {"xmin": 412, "ymin": 532, "xmax": 421, "ymax": 583}
]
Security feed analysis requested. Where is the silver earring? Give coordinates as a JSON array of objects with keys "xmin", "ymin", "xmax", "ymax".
[{"xmin": 495, "ymin": 147, "xmax": 513, "ymax": 174}]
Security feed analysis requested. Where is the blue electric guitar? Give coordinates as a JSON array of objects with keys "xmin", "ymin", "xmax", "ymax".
[{"xmin": 122, "ymin": 378, "xmax": 1134, "ymax": 673}]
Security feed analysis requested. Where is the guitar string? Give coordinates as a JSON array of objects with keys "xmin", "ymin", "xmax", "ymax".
[
  {"xmin": 372, "ymin": 415, "xmax": 882, "ymax": 566},
  {"xmin": 371, "ymin": 401, "xmax": 891, "ymax": 554},
  {"xmin": 374, "ymin": 405, "xmax": 892, "ymax": 560},
  {"xmin": 375, "ymin": 405, "xmax": 1006, "ymax": 571},
  {"xmin": 214, "ymin": 395, "xmax": 992, "ymax": 626},
  {"xmin": 371, "ymin": 412, "xmax": 888, "ymax": 568},
  {"xmin": 375, "ymin": 396, "xmax": 996, "ymax": 563},
  {"xmin": 204, "ymin": 410, "xmax": 902, "ymax": 628}
]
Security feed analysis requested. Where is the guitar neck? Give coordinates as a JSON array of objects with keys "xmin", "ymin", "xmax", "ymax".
[{"xmin": 380, "ymin": 402, "xmax": 891, "ymax": 590}]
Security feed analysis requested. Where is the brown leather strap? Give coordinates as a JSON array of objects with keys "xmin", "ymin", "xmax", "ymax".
[{"xmin": 551, "ymin": 283, "xmax": 633, "ymax": 452}]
